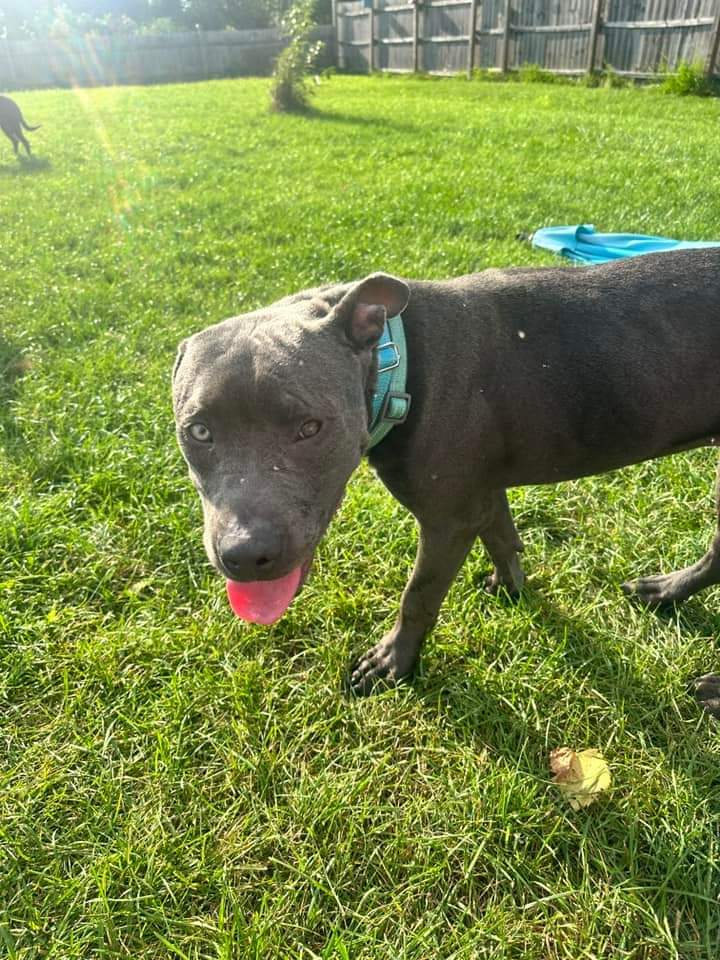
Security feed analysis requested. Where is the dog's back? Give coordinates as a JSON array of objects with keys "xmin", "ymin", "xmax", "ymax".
[{"xmin": 0, "ymin": 96, "xmax": 23, "ymax": 133}]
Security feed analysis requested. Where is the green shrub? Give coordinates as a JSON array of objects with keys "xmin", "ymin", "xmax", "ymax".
[
  {"xmin": 602, "ymin": 65, "xmax": 628, "ymax": 88},
  {"xmin": 661, "ymin": 60, "xmax": 714, "ymax": 96},
  {"xmin": 517, "ymin": 63, "xmax": 556, "ymax": 84},
  {"xmin": 471, "ymin": 67, "xmax": 511, "ymax": 83},
  {"xmin": 270, "ymin": 0, "xmax": 324, "ymax": 112},
  {"xmin": 580, "ymin": 70, "xmax": 602, "ymax": 88}
]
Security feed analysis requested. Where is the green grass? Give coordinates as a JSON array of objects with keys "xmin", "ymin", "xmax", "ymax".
[{"xmin": 1, "ymin": 75, "xmax": 720, "ymax": 958}]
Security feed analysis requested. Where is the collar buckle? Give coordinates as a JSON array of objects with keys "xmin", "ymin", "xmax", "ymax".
[
  {"xmin": 378, "ymin": 390, "xmax": 411, "ymax": 425},
  {"xmin": 377, "ymin": 340, "xmax": 400, "ymax": 374}
]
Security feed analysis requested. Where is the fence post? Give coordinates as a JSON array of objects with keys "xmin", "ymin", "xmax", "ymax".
[
  {"xmin": 412, "ymin": 0, "xmax": 421, "ymax": 72},
  {"xmin": 705, "ymin": 7, "xmax": 720, "ymax": 77},
  {"xmin": 334, "ymin": 0, "xmax": 342, "ymax": 68},
  {"xmin": 467, "ymin": 0, "xmax": 478, "ymax": 77},
  {"xmin": 500, "ymin": 0, "xmax": 511, "ymax": 72},
  {"xmin": 369, "ymin": 4, "xmax": 375, "ymax": 71},
  {"xmin": 586, "ymin": 0, "xmax": 602, "ymax": 74}
]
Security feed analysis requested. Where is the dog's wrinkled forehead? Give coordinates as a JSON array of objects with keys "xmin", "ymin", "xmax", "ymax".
[{"xmin": 173, "ymin": 304, "xmax": 353, "ymax": 422}]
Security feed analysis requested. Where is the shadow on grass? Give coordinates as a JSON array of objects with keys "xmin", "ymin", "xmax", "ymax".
[
  {"xmin": 415, "ymin": 581, "xmax": 720, "ymax": 785},
  {"xmin": 306, "ymin": 107, "xmax": 418, "ymax": 134},
  {"xmin": 0, "ymin": 155, "xmax": 52, "ymax": 178},
  {"xmin": 408, "ymin": 584, "xmax": 720, "ymax": 937}
]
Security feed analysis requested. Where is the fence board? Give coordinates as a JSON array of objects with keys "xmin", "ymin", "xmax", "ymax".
[
  {"xmin": 0, "ymin": 27, "xmax": 334, "ymax": 90},
  {"xmin": 337, "ymin": 0, "xmax": 720, "ymax": 75}
]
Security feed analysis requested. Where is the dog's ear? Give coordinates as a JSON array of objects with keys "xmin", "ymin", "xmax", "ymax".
[
  {"xmin": 172, "ymin": 339, "xmax": 188, "ymax": 385},
  {"xmin": 331, "ymin": 273, "xmax": 410, "ymax": 351}
]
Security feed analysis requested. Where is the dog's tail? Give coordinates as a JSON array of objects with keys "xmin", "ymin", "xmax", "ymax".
[{"xmin": 20, "ymin": 112, "xmax": 41, "ymax": 132}]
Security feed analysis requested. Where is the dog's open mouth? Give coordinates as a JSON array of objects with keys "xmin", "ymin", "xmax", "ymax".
[{"xmin": 226, "ymin": 558, "xmax": 312, "ymax": 625}]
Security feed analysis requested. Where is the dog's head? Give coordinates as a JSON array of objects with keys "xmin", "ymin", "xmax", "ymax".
[{"xmin": 172, "ymin": 273, "xmax": 409, "ymax": 623}]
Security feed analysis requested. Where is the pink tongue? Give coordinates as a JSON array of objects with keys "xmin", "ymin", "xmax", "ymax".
[{"xmin": 226, "ymin": 566, "xmax": 303, "ymax": 625}]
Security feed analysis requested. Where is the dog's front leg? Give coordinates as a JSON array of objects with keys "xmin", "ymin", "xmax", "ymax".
[
  {"xmin": 348, "ymin": 519, "xmax": 480, "ymax": 696},
  {"xmin": 348, "ymin": 489, "xmax": 526, "ymax": 696}
]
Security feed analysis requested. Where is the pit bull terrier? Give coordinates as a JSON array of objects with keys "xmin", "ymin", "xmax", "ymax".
[{"xmin": 172, "ymin": 250, "xmax": 720, "ymax": 714}]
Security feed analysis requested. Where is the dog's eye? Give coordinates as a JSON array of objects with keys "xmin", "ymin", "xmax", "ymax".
[
  {"xmin": 188, "ymin": 422, "xmax": 212, "ymax": 443},
  {"xmin": 297, "ymin": 419, "xmax": 322, "ymax": 440}
]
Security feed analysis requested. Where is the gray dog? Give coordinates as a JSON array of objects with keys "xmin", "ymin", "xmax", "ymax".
[
  {"xmin": 173, "ymin": 250, "xmax": 720, "ymax": 712},
  {"xmin": 0, "ymin": 95, "xmax": 40, "ymax": 158}
]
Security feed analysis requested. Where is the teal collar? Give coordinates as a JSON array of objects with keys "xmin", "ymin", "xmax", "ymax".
[{"xmin": 367, "ymin": 314, "xmax": 411, "ymax": 449}]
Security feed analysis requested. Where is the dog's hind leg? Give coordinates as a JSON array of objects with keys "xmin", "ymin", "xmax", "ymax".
[
  {"xmin": 1, "ymin": 126, "xmax": 19, "ymax": 157},
  {"xmin": 17, "ymin": 131, "xmax": 31, "ymax": 156},
  {"xmin": 623, "ymin": 456, "xmax": 720, "ymax": 605},
  {"xmin": 478, "ymin": 489, "xmax": 525, "ymax": 597}
]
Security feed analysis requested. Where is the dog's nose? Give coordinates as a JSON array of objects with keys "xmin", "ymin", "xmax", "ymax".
[{"xmin": 218, "ymin": 526, "xmax": 285, "ymax": 580}]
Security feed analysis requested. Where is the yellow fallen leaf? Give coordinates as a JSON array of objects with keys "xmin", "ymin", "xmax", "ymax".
[
  {"xmin": 126, "ymin": 578, "xmax": 154, "ymax": 596},
  {"xmin": 550, "ymin": 747, "xmax": 611, "ymax": 810}
]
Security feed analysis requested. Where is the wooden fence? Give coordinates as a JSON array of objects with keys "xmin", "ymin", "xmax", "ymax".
[
  {"xmin": 335, "ymin": 0, "xmax": 720, "ymax": 77},
  {"xmin": 0, "ymin": 27, "xmax": 334, "ymax": 90}
]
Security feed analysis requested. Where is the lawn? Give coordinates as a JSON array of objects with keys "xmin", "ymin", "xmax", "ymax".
[{"xmin": 1, "ymin": 74, "xmax": 719, "ymax": 959}]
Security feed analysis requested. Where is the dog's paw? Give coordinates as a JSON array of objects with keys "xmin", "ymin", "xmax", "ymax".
[
  {"xmin": 347, "ymin": 639, "xmax": 418, "ymax": 697},
  {"xmin": 621, "ymin": 572, "xmax": 691, "ymax": 606},
  {"xmin": 691, "ymin": 674, "xmax": 720, "ymax": 720},
  {"xmin": 483, "ymin": 570, "xmax": 523, "ymax": 599}
]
